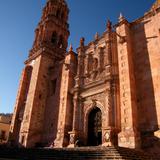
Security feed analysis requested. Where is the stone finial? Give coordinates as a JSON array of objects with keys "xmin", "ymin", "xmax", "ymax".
[
  {"xmin": 151, "ymin": 0, "xmax": 160, "ymax": 10},
  {"xmin": 119, "ymin": 12, "xmax": 125, "ymax": 22},
  {"xmin": 80, "ymin": 37, "xmax": 85, "ymax": 47},
  {"xmin": 94, "ymin": 32, "xmax": 99, "ymax": 40},
  {"xmin": 106, "ymin": 20, "xmax": 112, "ymax": 31},
  {"xmin": 69, "ymin": 44, "xmax": 73, "ymax": 52}
]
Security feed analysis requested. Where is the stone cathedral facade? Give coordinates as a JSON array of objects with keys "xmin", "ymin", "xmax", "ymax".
[{"xmin": 9, "ymin": 0, "xmax": 160, "ymax": 151}]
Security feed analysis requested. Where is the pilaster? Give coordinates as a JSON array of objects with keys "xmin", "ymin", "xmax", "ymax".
[
  {"xmin": 116, "ymin": 18, "xmax": 140, "ymax": 148},
  {"xmin": 54, "ymin": 49, "xmax": 77, "ymax": 147},
  {"xmin": 9, "ymin": 68, "xmax": 28, "ymax": 145},
  {"xmin": 68, "ymin": 38, "xmax": 85, "ymax": 147},
  {"xmin": 19, "ymin": 54, "xmax": 54, "ymax": 148}
]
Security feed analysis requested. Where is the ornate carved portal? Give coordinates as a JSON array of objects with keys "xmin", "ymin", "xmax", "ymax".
[{"xmin": 87, "ymin": 107, "xmax": 102, "ymax": 146}]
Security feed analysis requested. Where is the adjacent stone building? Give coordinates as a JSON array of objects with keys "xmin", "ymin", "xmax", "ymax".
[
  {"xmin": 9, "ymin": 0, "xmax": 160, "ymax": 152},
  {"xmin": 0, "ymin": 114, "xmax": 12, "ymax": 143}
]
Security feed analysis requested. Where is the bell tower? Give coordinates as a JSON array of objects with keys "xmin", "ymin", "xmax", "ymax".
[
  {"xmin": 30, "ymin": 0, "xmax": 69, "ymax": 59},
  {"xmin": 9, "ymin": 0, "xmax": 70, "ymax": 148}
]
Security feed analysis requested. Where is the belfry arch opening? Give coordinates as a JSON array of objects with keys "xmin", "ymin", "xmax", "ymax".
[
  {"xmin": 58, "ymin": 35, "xmax": 64, "ymax": 48},
  {"xmin": 87, "ymin": 107, "xmax": 102, "ymax": 146},
  {"xmin": 51, "ymin": 32, "xmax": 58, "ymax": 45}
]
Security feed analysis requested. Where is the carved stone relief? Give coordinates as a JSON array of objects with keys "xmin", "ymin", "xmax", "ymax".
[{"xmin": 83, "ymin": 44, "xmax": 111, "ymax": 86}]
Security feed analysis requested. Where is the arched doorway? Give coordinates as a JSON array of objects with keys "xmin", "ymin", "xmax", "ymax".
[{"xmin": 87, "ymin": 107, "xmax": 102, "ymax": 146}]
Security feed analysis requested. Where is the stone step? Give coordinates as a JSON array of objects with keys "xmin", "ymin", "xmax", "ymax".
[{"xmin": 0, "ymin": 146, "xmax": 156, "ymax": 160}]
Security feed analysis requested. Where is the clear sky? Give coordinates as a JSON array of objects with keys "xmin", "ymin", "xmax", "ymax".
[{"xmin": 0, "ymin": 0, "xmax": 155, "ymax": 113}]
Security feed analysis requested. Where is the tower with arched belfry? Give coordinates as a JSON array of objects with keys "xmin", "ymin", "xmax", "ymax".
[
  {"xmin": 9, "ymin": 0, "xmax": 73, "ymax": 148},
  {"xmin": 9, "ymin": 0, "xmax": 160, "ymax": 153}
]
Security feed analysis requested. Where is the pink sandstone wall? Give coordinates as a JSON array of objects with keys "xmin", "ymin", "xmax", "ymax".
[{"xmin": 132, "ymin": 9, "xmax": 160, "ymax": 147}]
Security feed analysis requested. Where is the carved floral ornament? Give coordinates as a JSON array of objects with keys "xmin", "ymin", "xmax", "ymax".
[
  {"xmin": 69, "ymin": 134, "xmax": 75, "ymax": 144},
  {"xmin": 85, "ymin": 99, "xmax": 104, "ymax": 114},
  {"xmin": 91, "ymin": 99, "xmax": 97, "ymax": 107}
]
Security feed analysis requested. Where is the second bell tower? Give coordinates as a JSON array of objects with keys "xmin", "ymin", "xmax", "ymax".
[{"xmin": 9, "ymin": 0, "xmax": 70, "ymax": 148}]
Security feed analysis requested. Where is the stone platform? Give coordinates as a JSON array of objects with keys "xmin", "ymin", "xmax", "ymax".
[{"xmin": 0, "ymin": 146, "xmax": 158, "ymax": 160}]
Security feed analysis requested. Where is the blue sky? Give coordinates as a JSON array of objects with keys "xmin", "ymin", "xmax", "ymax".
[{"xmin": 0, "ymin": 0, "xmax": 155, "ymax": 113}]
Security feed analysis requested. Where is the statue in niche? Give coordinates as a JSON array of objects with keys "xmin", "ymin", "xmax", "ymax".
[
  {"xmin": 89, "ymin": 57, "xmax": 98, "ymax": 79},
  {"xmin": 93, "ymin": 58, "xmax": 98, "ymax": 71},
  {"xmin": 84, "ymin": 57, "xmax": 89, "ymax": 76},
  {"xmin": 88, "ymin": 54, "xmax": 93, "ymax": 74},
  {"xmin": 98, "ymin": 47, "xmax": 104, "ymax": 71}
]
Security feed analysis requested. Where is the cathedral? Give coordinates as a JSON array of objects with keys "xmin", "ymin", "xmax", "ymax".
[{"xmin": 9, "ymin": 0, "xmax": 160, "ymax": 151}]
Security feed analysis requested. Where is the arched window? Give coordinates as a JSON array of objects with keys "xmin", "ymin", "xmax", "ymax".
[
  {"xmin": 24, "ymin": 66, "xmax": 33, "ymax": 98},
  {"xmin": 61, "ymin": 12, "xmax": 65, "ymax": 20},
  {"xmin": 57, "ymin": 35, "xmax": 64, "ymax": 48},
  {"xmin": 56, "ymin": 9, "xmax": 60, "ymax": 18},
  {"xmin": 51, "ymin": 32, "xmax": 57, "ymax": 45}
]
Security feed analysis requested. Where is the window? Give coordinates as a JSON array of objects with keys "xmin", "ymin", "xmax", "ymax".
[
  {"xmin": 51, "ymin": 79, "xmax": 57, "ymax": 95},
  {"xmin": 61, "ymin": 12, "xmax": 64, "ymax": 20},
  {"xmin": 56, "ymin": 9, "xmax": 60, "ymax": 18},
  {"xmin": 58, "ymin": 35, "xmax": 64, "ymax": 48},
  {"xmin": 51, "ymin": 32, "xmax": 57, "ymax": 45}
]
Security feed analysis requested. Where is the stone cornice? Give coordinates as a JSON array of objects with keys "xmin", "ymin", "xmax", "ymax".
[
  {"xmin": 25, "ymin": 45, "xmax": 66, "ymax": 64},
  {"xmin": 81, "ymin": 75, "xmax": 112, "ymax": 90}
]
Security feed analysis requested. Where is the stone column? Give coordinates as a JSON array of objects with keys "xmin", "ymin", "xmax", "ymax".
[
  {"xmin": 104, "ymin": 25, "xmax": 112, "ymax": 77},
  {"xmin": 102, "ymin": 87, "xmax": 114, "ymax": 146},
  {"xmin": 106, "ymin": 20, "xmax": 112, "ymax": 66},
  {"xmin": 54, "ymin": 47, "xmax": 77, "ymax": 148},
  {"xmin": 68, "ymin": 38, "xmax": 85, "ymax": 148},
  {"xmin": 84, "ymin": 54, "xmax": 89, "ymax": 75},
  {"xmin": 68, "ymin": 92, "xmax": 79, "ymax": 148},
  {"xmin": 72, "ymin": 93, "xmax": 79, "ymax": 131},
  {"xmin": 74, "ymin": 45, "xmax": 85, "ymax": 87}
]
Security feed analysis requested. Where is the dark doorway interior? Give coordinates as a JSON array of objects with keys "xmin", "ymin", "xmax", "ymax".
[{"xmin": 87, "ymin": 107, "xmax": 102, "ymax": 146}]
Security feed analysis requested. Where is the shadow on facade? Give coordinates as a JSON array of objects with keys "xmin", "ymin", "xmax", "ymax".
[
  {"xmin": 132, "ymin": 20, "xmax": 159, "ymax": 151},
  {"xmin": 41, "ymin": 63, "xmax": 63, "ymax": 147}
]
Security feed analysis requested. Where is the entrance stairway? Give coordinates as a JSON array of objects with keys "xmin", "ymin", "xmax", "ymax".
[{"xmin": 0, "ymin": 146, "xmax": 158, "ymax": 160}]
